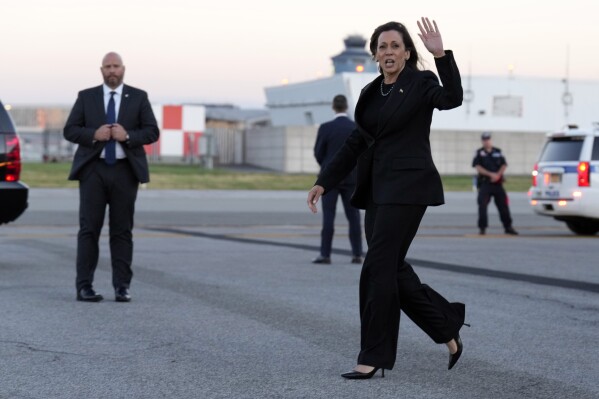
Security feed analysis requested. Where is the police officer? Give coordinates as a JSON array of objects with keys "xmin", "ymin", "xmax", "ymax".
[{"xmin": 472, "ymin": 132, "xmax": 518, "ymax": 235}]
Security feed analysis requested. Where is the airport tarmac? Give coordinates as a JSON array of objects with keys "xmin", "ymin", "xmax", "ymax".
[{"xmin": 1, "ymin": 189, "xmax": 597, "ymax": 399}]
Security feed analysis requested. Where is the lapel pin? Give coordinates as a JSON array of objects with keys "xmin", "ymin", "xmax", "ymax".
[
  {"xmin": 125, "ymin": 94, "xmax": 129, "ymax": 98},
  {"xmin": 399, "ymin": 88, "xmax": 404, "ymax": 93}
]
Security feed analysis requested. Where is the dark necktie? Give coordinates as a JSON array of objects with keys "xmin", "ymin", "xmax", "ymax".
[{"xmin": 105, "ymin": 91, "xmax": 116, "ymax": 165}]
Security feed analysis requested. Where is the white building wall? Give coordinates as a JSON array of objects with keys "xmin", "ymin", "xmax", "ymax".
[
  {"xmin": 266, "ymin": 73, "xmax": 599, "ymax": 133},
  {"xmin": 182, "ymin": 105, "xmax": 206, "ymax": 131},
  {"xmin": 245, "ymin": 126, "xmax": 288, "ymax": 171},
  {"xmin": 265, "ymin": 73, "xmax": 377, "ymax": 126},
  {"xmin": 429, "ymin": 129, "xmax": 546, "ymax": 175},
  {"xmin": 246, "ymin": 125, "xmax": 547, "ymax": 175},
  {"xmin": 246, "ymin": 126, "xmax": 318, "ymax": 173},
  {"xmin": 433, "ymin": 76, "xmax": 598, "ymax": 132},
  {"xmin": 284, "ymin": 126, "xmax": 319, "ymax": 172},
  {"xmin": 160, "ymin": 129, "xmax": 184, "ymax": 156}
]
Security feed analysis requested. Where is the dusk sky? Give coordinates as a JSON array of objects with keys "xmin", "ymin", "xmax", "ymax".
[{"xmin": 2, "ymin": 0, "xmax": 598, "ymax": 108}]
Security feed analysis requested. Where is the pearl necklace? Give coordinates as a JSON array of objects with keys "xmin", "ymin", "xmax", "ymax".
[{"xmin": 380, "ymin": 80, "xmax": 395, "ymax": 96}]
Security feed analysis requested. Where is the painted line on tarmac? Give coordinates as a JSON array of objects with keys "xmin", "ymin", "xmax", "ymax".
[
  {"xmin": 0, "ymin": 231, "xmax": 183, "ymax": 239},
  {"xmin": 147, "ymin": 226, "xmax": 599, "ymax": 294}
]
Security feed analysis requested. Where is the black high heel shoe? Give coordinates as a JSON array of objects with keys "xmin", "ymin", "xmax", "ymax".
[
  {"xmin": 447, "ymin": 334, "xmax": 463, "ymax": 370},
  {"xmin": 448, "ymin": 322, "xmax": 470, "ymax": 370},
  {"xmin": 341, "ymin": 367, "xmax": 385, "ymax": 379}
]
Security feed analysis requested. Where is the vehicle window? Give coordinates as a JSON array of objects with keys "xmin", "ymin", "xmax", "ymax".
[
  {"xmin": 592, "ymin": 137, "xmax": 599, "ymax": 161},
  {"xmin": 539, "ymin": 137, "xmax": 584, "ymax": 162},
  {"xmin": 0, "ymin": 107, "xmax": 15, "ymax": 133}
]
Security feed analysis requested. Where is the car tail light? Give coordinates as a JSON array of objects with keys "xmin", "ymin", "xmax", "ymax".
[
  {"xmin": 4, "ymin": 133, "xmax": 21, "ymax": 182},
  {"xmin": 577, "ymin": 161, "xmax": 590, "ymax": 187},
  {"xmin": 531, "ymin": 163, "xmax": 538, "ymax": 187}
]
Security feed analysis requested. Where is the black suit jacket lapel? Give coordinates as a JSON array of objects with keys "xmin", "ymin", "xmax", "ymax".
[
  {"xmin": 354, "ymin": 76, "xmax": 381, "ymax": 147},
  {"xmin": 118, "ymin": 85, "xmax": 130, "ymax": 124},
  {"xmin": 377, "ymin": 67, "xmax": 415, "ymax": 133},
  {"xmin": 93, "ymin": 86, "xmax": 106, "ymax": 122}
]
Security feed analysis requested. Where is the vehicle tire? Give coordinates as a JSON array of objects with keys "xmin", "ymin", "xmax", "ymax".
[{"xmin": 565, "ymin": 220, "xmax": 599, "ymax": 236}]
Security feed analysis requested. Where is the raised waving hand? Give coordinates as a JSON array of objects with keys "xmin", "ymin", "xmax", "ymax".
[{"xmin": 417, "ymin": 17, "xmax": 445, "ymax": 58}]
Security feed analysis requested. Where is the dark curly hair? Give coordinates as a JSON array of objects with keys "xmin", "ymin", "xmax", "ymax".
[{"xmin": 369, "ymin": 21, "xmax": 421, "ymax": 73}]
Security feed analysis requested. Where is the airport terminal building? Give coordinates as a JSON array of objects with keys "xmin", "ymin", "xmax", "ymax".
[{"xmin": 252, "ymin": 35, "xmax": 599, "ymax": 175}]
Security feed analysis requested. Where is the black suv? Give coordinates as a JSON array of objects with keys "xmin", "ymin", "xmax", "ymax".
[{"xmin": 0, "ymin": 101, "xmax": 28, "ymax": 224}]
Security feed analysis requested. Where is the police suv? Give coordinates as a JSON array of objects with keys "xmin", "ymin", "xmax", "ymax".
[{"xmin": 528, "ymin": 124, "xmax": 599, "ymax": 235}]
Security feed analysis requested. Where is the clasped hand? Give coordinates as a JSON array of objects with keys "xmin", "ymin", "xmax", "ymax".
[
  {"xmin": 489, "ymin": 172, "xmax": 502, "ymax": 183},
  {"xmin": 94, "ymin": 124, "xmax": 127, "ymax": 142}
]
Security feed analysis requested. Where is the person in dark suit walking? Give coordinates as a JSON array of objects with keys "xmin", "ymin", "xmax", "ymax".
[
  {"xmin": 64, "ymin": 52, "xmax": 159, "ymax": 303},
  {"xmin": 307, "ymin": 18, "xmax": 468, "ymax": 379},
  {"xmin": 313, "ymin": 95, "xmax": 363, "ymax": 265}
]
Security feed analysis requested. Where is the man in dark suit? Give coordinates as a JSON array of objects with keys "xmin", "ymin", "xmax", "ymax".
[
  {"xmin": 64, "ymin": 52, "xmax": 159, "ymax": 302},
  {"xmin": 312, "ymin": 95, "xmax": 363, "ymax": 264}
]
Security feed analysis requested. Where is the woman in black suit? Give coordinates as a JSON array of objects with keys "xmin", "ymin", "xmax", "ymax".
[{"xmin": 307, "ymin": 17, "xmax": 467, "ymax": 379}]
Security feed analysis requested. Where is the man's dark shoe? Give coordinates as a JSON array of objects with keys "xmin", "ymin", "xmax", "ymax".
[
  {"xmin": 312, "ymin": 256, "xmax": 331, "ymax": 264},
  {"xmin": 351, "ymin": 256, "xmax": 364, "ymax": 264},
  {"xmin": 505, "ymin": 227, "xmax": 519, "ymax": 235},
  {"xmin": 479, "ymin": 228, "xmax": 486, "ymax": 235},
  {"xmin": 77, "ymin": 287, "xmax": 103, "ymax": 302},
  {"xmin": 115, "ymin": 287, "xmax": 132, "ymax": 302}
]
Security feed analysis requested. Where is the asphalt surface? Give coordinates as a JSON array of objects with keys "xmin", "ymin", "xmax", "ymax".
[{"xmin": 1, "ymin": 189, "xmax": 598, "ymax": 399}]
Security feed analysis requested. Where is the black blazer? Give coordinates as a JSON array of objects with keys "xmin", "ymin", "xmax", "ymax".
[
  {"xmin": 315, "ymin": 51, "xmax": 463, "ymax": 209},
  {"xmin": 64, "ymin": 84, "xmax": 160, "ymax": 183},
  {"xmin": 314, "ymin": 115, "xmax": 357, "ymax": 186}
]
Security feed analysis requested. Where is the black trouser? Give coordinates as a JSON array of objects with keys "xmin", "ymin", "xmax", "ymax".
[
  {"xmin": 357, "ymin": 200, "xmax": 465, "ymax": 370},
  {"xmin": 76, "ymin": 160, "xmax": 139, "ymax": 292},
  {"xmin": 320, "ymin": 184, "xmax": 362, "ymax": 257},
  {"xmin": 477, "ymin": 182, "xmax": 512, "ymax": 229}
]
